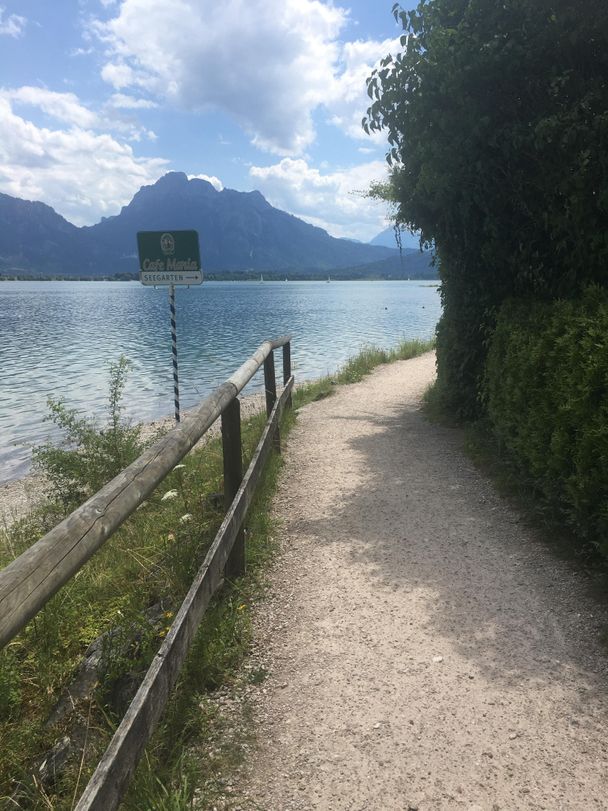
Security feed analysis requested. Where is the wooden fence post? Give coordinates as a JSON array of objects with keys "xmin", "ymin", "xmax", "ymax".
[
  {"xmin": 264, "ymin": 350, "xmax": 280, "ymax": 453},
  {"xmin": 283, "ymin": 341, "xmax": 292, "ymax": 410},
  {"xmin": 222, "ymin": 398, "xmax": 245, "ymax": 578},
  {"xmin": 264, "ymin": 350, "xmax": 277, "ymax": 416}
]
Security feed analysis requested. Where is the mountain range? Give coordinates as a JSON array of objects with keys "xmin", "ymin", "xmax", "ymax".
[{"xmin": 0, "ymin": 172, "xmax": 437, "ymax": 279}]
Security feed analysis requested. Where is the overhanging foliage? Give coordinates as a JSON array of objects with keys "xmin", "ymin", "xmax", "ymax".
[{"xmin": 364, "ymin": 0, "xmax": 608, "ymax": 416}]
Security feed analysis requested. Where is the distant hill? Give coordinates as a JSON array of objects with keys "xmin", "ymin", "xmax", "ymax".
[
  {"xmin": 0, "ymin": 194, "xmax": 90, "ymax": 275},
  {"xmin": 365, "ymin": 226, "xmax": 437, "ymax": 279},
  {"xmin": 0, "ymin": 173, "xmax": 407, "ymax": 277},
  {"xmin": 329, "ymin": 251, "xmax": 438, "ymax": 281},
  {"xmin": 370, "ymin": 226, "xmax": 421, "ymax": 252},
  {"xmin": 202, "ymin": 251, "xmax": 438, "ymax": 281}
]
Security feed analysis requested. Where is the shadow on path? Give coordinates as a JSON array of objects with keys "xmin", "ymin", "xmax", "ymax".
[{"xmin": 294, "ymin": 394, "xmax": 608, "ymax": 698}]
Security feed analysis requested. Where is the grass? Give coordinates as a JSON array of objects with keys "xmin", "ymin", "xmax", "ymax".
[
  {"xmin": 334, "ymin": 337, "xmax": 434, "ymax": 385},
  {"xmin": 0, "ymin": 338, "xmax": 435, "ymax": 809},
  {"xmin": 119, "ymin": 445, "xmax": 287, "ymax": 811},
  {"xmin": 0, "ymin": 405, "xmax": 271, "ymax": 808},
  {"xmin": 0, "ymin": 432, "xmax": 255, "ymax": 809}
]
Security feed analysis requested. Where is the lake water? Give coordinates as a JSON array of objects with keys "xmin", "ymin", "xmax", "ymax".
[{"xmin": 0, "ymin": 280, "xmax": 441, "ymax": 483}]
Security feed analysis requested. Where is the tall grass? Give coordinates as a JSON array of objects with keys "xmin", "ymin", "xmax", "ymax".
[
  {"xmin": 335, "ymin": 337, "xmax": 434, "ymax": 384},
  {"xmin": 0, "ymin": 363, "xmax": 269, "ymax": 809}
]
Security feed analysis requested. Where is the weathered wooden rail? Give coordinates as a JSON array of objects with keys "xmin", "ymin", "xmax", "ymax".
[{"xmin": 0, "ymin": 336, "xmax": 293, "ymax": 810}]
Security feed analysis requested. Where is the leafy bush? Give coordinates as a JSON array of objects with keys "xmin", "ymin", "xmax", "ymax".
[
  {"xmin": 485, "ymin": 289, "xmax": 608, "ymax": 558},
  {"xmin": 365, "ymin": 0, "xmax": 608, "ymax": 417},
  {"xmin": 33, "ymin": 356, "xmax": 144, "ymax": 511}
]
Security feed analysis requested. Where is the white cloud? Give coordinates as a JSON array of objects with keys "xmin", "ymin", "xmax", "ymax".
[
  {"xmin": 91, "ymin": 1, "xmax": 400, "ymax": 152},
  {"xmin": 0, "ymin": 7, "xmax": 26, "ymax": 37},
  {"xmin": 108, "ymin": 93, "xmax": 157, "ymax": 109},
  {"xmin": 249, "ymin": 157, "xmax": 391, "ymax": 241},
  {"xmin": 2, "ymin": 86, "xmax": 99, "ymax": 129},
  {"xmin": 2, "ymin": 85, "xmax": 155, "ymax": 143},
  {"xmin": 188, "ymin": 173, "xmax": 223, "ymax": 191},
  {"xmin": 101, "ymin": 61, "xmax": 136, "ymax": 89},
  {"xmin": 93, "ymin": 0, "xmax": 348, "ymax": 154},
  {"xmin": 0, "ymin": 97, "xmax": 168, "ymax": 225},
  {"xmin": 328, "ymin": 36, "xmax": 401, "ymax": 142}
]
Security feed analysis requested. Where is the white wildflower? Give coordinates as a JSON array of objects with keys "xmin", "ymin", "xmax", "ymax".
[
  {"xmin": 161, "ymin": 489, "xmax": 178, "ymax": 502},
  {"xmin": 179, "ymin": 513, "xmax": 193, "ymax": 524}
]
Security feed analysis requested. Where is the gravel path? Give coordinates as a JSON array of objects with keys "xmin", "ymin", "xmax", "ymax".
[{"xmin": 238, "ymin": 352, "xmax": 608, "ymax": 810}]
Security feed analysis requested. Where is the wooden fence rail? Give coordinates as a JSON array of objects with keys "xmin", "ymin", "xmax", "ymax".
[
  {"xmin": 77, "ymin": 374, "xmax": 293, "ymax": 810},
  {"xmin": 0, "ymin": 336, "xmax": 293, "ymax": 809}
]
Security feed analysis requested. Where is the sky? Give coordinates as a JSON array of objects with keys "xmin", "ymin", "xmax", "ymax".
[{"xmin": 0, "ymin": 0, "xmax": 417, "ymax": 245}]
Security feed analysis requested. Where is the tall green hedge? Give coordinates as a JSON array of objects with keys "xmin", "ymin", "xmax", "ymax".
[
  {"xmin": 485, "ymin": 289, "xmax": 608, "ymax": 557},
  {"xmin": 365, "ymin": 0, "xmax": 608, "ymax": 418}
]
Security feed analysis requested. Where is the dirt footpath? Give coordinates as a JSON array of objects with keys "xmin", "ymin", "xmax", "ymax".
[{"xmin": 237, "ymin": 352, "xmax": 608, "ymax": 810}]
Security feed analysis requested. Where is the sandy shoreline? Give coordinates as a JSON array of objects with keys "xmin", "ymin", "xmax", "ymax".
[{"xmin": 0, "ymin": 391, "xmax": 267, "ymax": 528}]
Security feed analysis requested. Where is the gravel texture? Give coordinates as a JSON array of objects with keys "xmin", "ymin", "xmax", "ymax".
[
  {"xmin": 0, "ymin": 474, "xmax": 46, "ymax": 528},
  {"xmin": 236, "ymin": 352, "xmax": 608, "ymax": 810}
]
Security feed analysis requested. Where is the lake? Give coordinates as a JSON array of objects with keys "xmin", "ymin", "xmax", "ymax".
[{"xmin": 0, "ymin": 280, "xmax": 441, "ymax": 483}]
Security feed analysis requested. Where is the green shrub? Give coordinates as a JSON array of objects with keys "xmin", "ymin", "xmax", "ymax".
[
  {"xmin": 32, "ymin": 356, "xmax": 145, "ymax": 511},
  {"xmin": 365, "ymin": 0, "xmax": 608, "ymax": 418},
  {"xmin": 485, "ymin": 289, "xmax": 608, "ymax": 558}
]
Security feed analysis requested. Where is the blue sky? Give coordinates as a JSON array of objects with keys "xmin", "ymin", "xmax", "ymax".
[{"xmin": 0, "ymin": 1, "xmax": 414, "ymax": 243}]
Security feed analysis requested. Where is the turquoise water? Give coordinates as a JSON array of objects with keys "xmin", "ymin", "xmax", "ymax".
[{"xmin": 0, "ymin": 280, "xmax": 441, "ymax": 482}]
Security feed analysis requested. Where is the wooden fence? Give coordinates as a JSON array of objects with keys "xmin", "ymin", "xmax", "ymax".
[{"xmin": 0, "ymin": 336, "xmax": 294, "ymax": 810}]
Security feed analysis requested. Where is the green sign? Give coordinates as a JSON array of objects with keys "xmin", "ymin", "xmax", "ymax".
[{"xmin": 137, "ymin": 230, "xmax": 203, "ymax": 286}]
